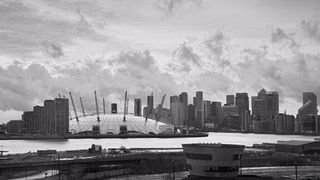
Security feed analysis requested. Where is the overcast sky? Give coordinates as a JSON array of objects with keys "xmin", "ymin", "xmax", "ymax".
[{"xmin": 1, "ymin": 0, "xmax": 320, "ymax": 122}]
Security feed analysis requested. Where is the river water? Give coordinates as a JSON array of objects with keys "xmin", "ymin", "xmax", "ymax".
[{"xmin": 1, "ymin": 132, "xmax": 319, "ymax": 154}]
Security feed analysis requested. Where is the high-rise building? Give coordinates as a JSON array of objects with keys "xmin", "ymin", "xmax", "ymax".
[
  {"xmin": 179, "ymin": 92, "xmax": 188, "ymax": 126},
  {"xmin": 221, "ymin": 105, "xmax": 239, "ymax": 130},
  {"xmin": 203, "ymin": 100, "xmax": 212, "ymax": 123},
  {"xmin": 170, "ymin": 95, "xmax": 180, "ymax": 126},
  {"xmin": 195, "ymin": 91, "xmax": 204, "ymax": 128},
  {"xmin": 252, "ymin": 89, "xmax": 279, "ymax": 132},
  {"xmin": 303, "ymin": 92, "xmax": 318, "ymax": 115},
  {"xmin": 33, "ymin": 105, "xmax": 44, "ymax": 134},
  {"xmin": 235, "ymin": 93, "xmax": 249, "ymax": 131},
  {"xmin": 226, "ymin": 95, "xmax": 235, "ymax": 105},
  {"xmin": 188, "ymin": 104, "xmax": 195, "ymax": 127},
  {"xmin": 252, "ymin": 89, "xmax": 279, "ymax": 121},
  {"xmin": 22, "ymin": 111, "xmax": 34, "ymax": 134},
  {"xmin": 211, "ymin": 101, "xmax": 222, "ymax": 126},
  {"xmin": 44, "ymin": 100, "xmax": 55, "ymax": 135},
  {"xmin": 275, "ymin": 112, "xmax": 295, "ymax": 134},
  {"xmin": 134, "ymin": 98, "xmax": 141, "ymax": 116},
  {"xmin": 54, "ymin": 98, "xmax": 69, "ymax": 136},
  {"xmin": 147, "ymin": 93, "xmax": 154, "ymax": 114},
  {"xmin": 297, "ymin": 92, "xmax": 318, "ymax": 133}
]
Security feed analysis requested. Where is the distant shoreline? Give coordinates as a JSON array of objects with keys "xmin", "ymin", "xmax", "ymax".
[{"xmin": 0, "ymin": 133, "xmax": 208, "ymax": 140}]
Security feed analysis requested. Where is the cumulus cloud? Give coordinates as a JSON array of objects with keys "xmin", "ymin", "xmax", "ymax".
[
  {"xmin": 270, "ymin": 28, "xmax": 299, "ymax": 49},
  {"xmin": 169, "ymin": 42, "xmax": 201, "ymax": 72},
  {"xmin": 154, "ymin": 0, "xmax": 203, "ymax": 17},
  {"xmin": 301, "ymin": 19, "xmax": 320, "ymax": 42},
  {"xmin": 0, "ymin": 50, "xmax": 180, "ymax": 115},
  {"xmin": 204, "ymin": 30, "xmax": 232, "ymax": 67},
  {"xmin": 42, "ymin": 40, "xmax": 64, "ymax": 58}
]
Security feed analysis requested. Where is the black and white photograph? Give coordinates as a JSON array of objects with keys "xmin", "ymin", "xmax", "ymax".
[{"xmin": 1, "ymin": 0, "xmax": 320, "ymax": 179}]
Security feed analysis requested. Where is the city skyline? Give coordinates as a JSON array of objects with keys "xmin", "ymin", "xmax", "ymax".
[{"xmin": 1, "ymin": 0, "xmax": 320, "ymax": 122}]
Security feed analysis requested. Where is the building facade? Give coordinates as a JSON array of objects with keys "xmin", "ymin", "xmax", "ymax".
[
  {"xmin": 182, "ymin": 143, "xmax": 245, "ymax": 177},
  {"xmin": 134, "ymin": 98, "xmax": 141, "ymax": 116},
  {"xmin": 235, "ymin": 93, "xmax": 249, "ymax": 131}
]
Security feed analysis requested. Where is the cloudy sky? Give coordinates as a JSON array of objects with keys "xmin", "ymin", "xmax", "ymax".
[{"xmin": 1, "ymin": 0, "xmax": 320, "ymax": 122}]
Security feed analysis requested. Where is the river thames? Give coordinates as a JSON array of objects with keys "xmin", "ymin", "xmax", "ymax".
[{"xmin": 1, "ymin": 132, "xmax": 320, "ymax": 154}]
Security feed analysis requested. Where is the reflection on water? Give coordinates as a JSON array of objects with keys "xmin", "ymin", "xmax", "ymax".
[{"xmin": 1, "ymin": 132, "xmax": 319, "ymax": 154}]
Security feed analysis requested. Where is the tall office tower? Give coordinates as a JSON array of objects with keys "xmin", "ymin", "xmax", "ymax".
[
  {"xmin": 22, "ymin": 111, "xmax": 34, "ymax": 134},
  {"xmin": 251, "ymin": 89, "xmax": 279, "ymax": 132},
  {"xmin": 33, "ymin": 106, "xmax": 44, "ymax": 134},
  {"xmin": 235, "ymin": 93, "xmax": 249, "ymax": 131},
  {"xmin": 303, "ymin": 92, "xmax": 318, "ymax": 115},
  {"xmin": 297, "ymin": 92, "xmax": 318, "ymax": 133},
  {"xmin": 203, "ymin": 100, "xmax": 212, "ymax": 124},
  {"xmin": 170, "ymin": 95, "xmax": 180, "ymax": 126},
  {"xmin": 44, "ymin": 100, "xmax": 55, "ymax": 135},
  {"xmin": 147, "ymin": 93, "xmax": 154, "ymax": 114},
  {"xmin": 188, "ymin": 104, "xmax": 195, "ymax": 127},
  {"xmin": 226, "ymin": 95, "xmax": 235, "ymax": 105},
  {"xmin": 195, "ymin": 91, "xmax": 204, "ymax": 128},
  {"xmin": 179, "ymin": 92, "xmax": 188, "ymax": 126},
  {"xmin": 134, "ymin": 98, "xmax": 141, "ymax": 116},
  {"xmin": 211, "ymin": 101, "xmax": 222, "ymax": 125},
  {"xmin": 221, "ymin": 105, "xmax": 239, "ymax": 129},
  {"xmin": 54, "ymin": 98, "xmax": 69, "ymax": 136}
]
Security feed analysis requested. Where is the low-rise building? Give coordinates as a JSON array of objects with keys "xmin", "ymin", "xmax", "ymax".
[
  {"xmin": 182, "ymin": 143, "xmax": 245, "ymax": 178},
  {"xmin": 276, "ymin": 140, "xmax": 320, "ymax": 154}
]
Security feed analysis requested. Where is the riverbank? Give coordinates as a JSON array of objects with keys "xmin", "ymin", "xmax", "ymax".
[{"xmin": 0, "ymin": 133, "xmax": 208, "ymax": 140}]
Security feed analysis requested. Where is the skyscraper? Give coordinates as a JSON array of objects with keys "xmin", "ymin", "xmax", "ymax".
[
  {"xmin": 134, "ymin": 98, "xmax": 141, "ymax": 116},
  {"xmin": 252, "ymin": 89, "xmax": 279, "ymax": 121},
  {"xmin": 147, "ymin": 93, "xmax": 154, "ymax": 114},
  {"xmin": 226, "ymin": 95, "xmax": 235, "ymax": 105},
  {"xmin": 203, "ymin": 100, "xmax": 212, "ymax": 124},
  {"xmin": 252, "ymin": 89, "xmax": 279, "ymax": 132},
  {"xmin": 170, "ymin": 95, "xmax": 180, "ymax": 126},
  {"xmin": 235, "ymin": 93, "xmax": 249, "ymax": 131},
  {"xmin": 303, "ymin": 92, "xmax": 317, "ymax": 115},
  {"xmin": 188, "ymin": 104, "xmax": 195, "ymax": 127},
  {"xmin": 211, "ymin": 101, "xmax": 222, "ymax": 126},
  {"xmin": 195, "ymin": 91, "xmax": 204, "ymax": 128},
  {"xmin": 179, "ymin": 92, "xmax": 188, "ymax": 126},
  {"xmin": 297, "ymin": 92, "xmax": 318, "ymax": 133}
]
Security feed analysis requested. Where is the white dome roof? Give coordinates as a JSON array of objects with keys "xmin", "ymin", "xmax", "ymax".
[{"xmin": 69, "ymin": 114, "xmax": 168, "ymax": 134}]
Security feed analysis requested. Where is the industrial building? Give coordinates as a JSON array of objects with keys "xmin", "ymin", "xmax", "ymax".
[
  {"xmin": 276, "ymin": 140, "xmax": 320, "ymax": 154},
  {"xmin": 182, "ymin": 143, "xmax": 245, "ymax": 178}
]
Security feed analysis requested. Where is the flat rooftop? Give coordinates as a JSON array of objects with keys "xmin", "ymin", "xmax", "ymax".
[{"xmin": 182, "ymin": 143, "xmax": 245, "ymax": 148}]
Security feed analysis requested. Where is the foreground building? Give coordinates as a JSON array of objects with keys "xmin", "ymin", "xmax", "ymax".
[{"xmin": 182, "ymin": 143, "xmax": 245, "ymax": 178}]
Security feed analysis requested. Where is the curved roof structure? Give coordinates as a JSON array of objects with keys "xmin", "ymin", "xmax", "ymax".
[{"xmin": 69, "ymin": 114, "xmax": 168, "ymax": 134}]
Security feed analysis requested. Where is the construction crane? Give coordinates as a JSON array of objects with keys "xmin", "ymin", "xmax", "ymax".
[
  {"xmin": 94, "ymin": 91, "xmax": 100, "ymax": 122},
  {"xmin": 103, "ymin": 98, "xmax": 106, "ymax": 114},
  {"xmin": 80, "ymin": 97, "xmax": 86, "ymax": 117},
  {"xmin": 123, "ymin": 91, "xmax": 128, "ymax": 121},
  {"xmin": 156, "ymin": 94, "xmax": 166, "ymax": 121},
  {"xmin": 69, "ymin": 92, "xmax": 79, "ymax": 122}
]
